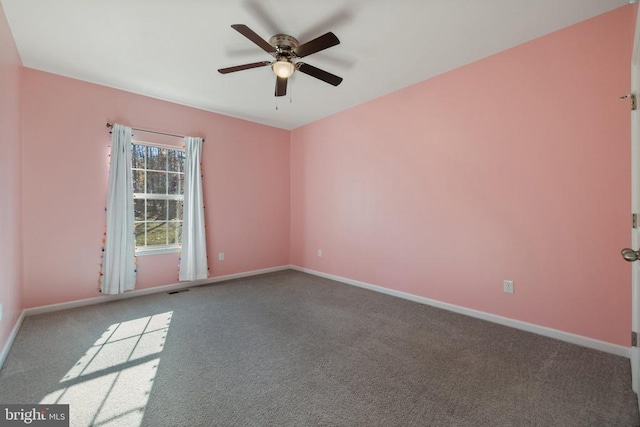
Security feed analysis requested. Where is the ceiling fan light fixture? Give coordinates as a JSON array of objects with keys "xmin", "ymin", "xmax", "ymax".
[{"xmin": 272, "ymin": 60, "xmax": 295, "ymax": 78}]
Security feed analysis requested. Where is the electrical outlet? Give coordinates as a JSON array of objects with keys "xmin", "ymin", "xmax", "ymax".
[
  {"xmin": 503, "ymin": 280, "xmax": 514, "ymax": 294},
  {"xmin": 218, "ymin": 252, "xmax": 224, "ymax": 261},
  {"xmin": 317, "ymin": 249, "xmax": 322, "ymax": 257}
]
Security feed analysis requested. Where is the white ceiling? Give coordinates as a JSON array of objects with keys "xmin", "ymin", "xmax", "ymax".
[{"xmin": 1, "ymin": 0, "xmax": 630, "ymax": 130}]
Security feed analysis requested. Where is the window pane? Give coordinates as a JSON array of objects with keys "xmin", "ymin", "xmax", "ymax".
[
  {"xmin": 147, "ymin": 146, "xmax": 167, "ymax": 171},
  {"xmin": 134, "ymin": 199, "xmax": 145, "ymax": 221},
  {"xmin": 135, "ymin": 223, "xmax": 145, "ymax": 247},
  {"xmin": 168, "ymin": 200, "xmax": 183, "ymax": 220},
  {"xmin": 133, "ymin": 170, "xmax": 145, "ymax": 193},
  {"xmin": 168, "ymin": 173, "xmax": 182, "ymax": 195},
  {"xmin": 146, "ymin": 222, "xmax": 167, "ymax": 246},
  {"xmin": 167, "ymin": 222, "xmax": 182, "ymax": 245},
  {"xmin": 147, "ymin": 171, "xmax": 166, "ymax": 194},
  {"xmin": 131, "ymin": 143, "xmax": 185, "ymax": 250},
  {"xmin": 168, "ymin": 150, "xmax": 182, "ymax": 172},
  {"xmin": 146, "ymin": 200, "xmax": 167, "ymax": 221},
  {"xmin": 132, "ymin": 144, "xmax": 145, "ymax": 169}
]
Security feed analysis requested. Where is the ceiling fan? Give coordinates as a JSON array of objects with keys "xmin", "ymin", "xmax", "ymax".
[{"xmin": 218, "ymin": 24, "xmax": 343, "ymax": 97}]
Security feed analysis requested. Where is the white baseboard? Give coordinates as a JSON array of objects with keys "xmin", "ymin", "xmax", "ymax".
[
  {"xmin": 12, "ymin": 264, "xmax": 630, "ymax": 364},
  {"xmin": 24, "ymin": 265, "xmax": 291, "ymax": 317},
  {"xmin": 0, "ymin": 310, "xmax": 25, "ymax": 371},
  {"xmin": 290, "ymin": 265, "xmax": 630, "ymax": 359}
]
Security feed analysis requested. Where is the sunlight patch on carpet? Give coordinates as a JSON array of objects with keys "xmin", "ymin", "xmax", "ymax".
[{"xmin": 40, "ymin": 312, "xmax": 173, "ymax": 427}]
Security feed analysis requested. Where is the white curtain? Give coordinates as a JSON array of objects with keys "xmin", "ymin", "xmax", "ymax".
[
  {"xmin": 179, "ymin": 136, "xmax": 208, "ymax": 281},
  {"xmin": 101, "ymin": 124, "xmax": 136, "ymax": 294}
]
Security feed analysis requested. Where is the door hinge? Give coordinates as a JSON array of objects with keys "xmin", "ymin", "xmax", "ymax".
[
  {"xmin": 633, "ymin": 213, "xmax": 638, "ymax": 229},
  {"xmin": 622, "ymin": 93, "xmax": 637, "ymax": 110},
  {"xmin": 633, "ymin": 331, "xmax": 638, "ymax": 347},
  {"xmin": 621, "ymin": 93, "xmax": 637, "ymax": 110}
]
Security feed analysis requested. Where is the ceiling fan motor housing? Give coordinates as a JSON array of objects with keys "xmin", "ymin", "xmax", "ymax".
[{"xmin": 269, "ymin": 34, "xmax": 299, "ymax": 60}]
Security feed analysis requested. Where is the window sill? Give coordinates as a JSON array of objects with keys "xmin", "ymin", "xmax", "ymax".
[{"xmin": 136, "ymin": 246, "xmax": 181, "ymax": 256}]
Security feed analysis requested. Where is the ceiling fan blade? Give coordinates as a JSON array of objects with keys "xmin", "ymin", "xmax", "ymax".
[
  {"xmin": 275, "ymin": 76, "xmax": 288, "ymax": 97},
  {"xmin": 231, "ymin": 24, "xmax": 276, "ymax": 54},
  {"xmin": 218, "ymin": 61, "xmax": 271, "ymax": 74},
  {"xmin": 296, "ymin": 63, "xmax": 343, "ymax": 86},
  {"xmin": 293, "ymin": 32, "xmax": 340, "ymax": 58}
]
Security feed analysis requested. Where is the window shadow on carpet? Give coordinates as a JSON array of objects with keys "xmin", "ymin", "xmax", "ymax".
[{"xmin": 39, "ymin": 312, "xmax": 173, "ymax": 427}]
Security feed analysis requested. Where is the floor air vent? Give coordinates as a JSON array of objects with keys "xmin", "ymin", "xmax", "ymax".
[{"xmin": 168, "ymin": 289, "xmax": 190, "ymax": 295}]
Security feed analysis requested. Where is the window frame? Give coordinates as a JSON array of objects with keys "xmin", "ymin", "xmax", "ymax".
[{"xmin": 131, "ymin": 140, "xmax": 185, "ymax": 256}]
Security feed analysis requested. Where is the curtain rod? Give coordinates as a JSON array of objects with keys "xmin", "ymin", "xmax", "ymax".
[{"xmin": 106, "ymin": 123, "xmax": 205, "ymax": 143}]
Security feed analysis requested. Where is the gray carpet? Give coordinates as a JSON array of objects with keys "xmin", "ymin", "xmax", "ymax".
[{"xmin": 0, "ymin": 269, "xmax": 638, "ymax": 426}]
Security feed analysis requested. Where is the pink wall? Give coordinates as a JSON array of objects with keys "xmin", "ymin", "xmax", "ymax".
[
  {"xmin": 20, "ymin": 69, "xmax": 290, "ymax": 308},
  {"xmin": 291, "ymin": 6, "xmax": 635, "ymax": 346},
  {"xmin": 0, "ymin": 3, "xmax": 23, "ymax": 350}
]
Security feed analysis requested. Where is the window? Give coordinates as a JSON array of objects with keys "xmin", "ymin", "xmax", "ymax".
[{"xmin": 132, "ymin": 142, "xmax": 185, "ymax": 253}]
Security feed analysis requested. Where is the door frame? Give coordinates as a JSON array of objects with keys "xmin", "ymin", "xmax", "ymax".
[{"xmin": 631, "ymin": 0, "xmax": 640, "ymax": 396}]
